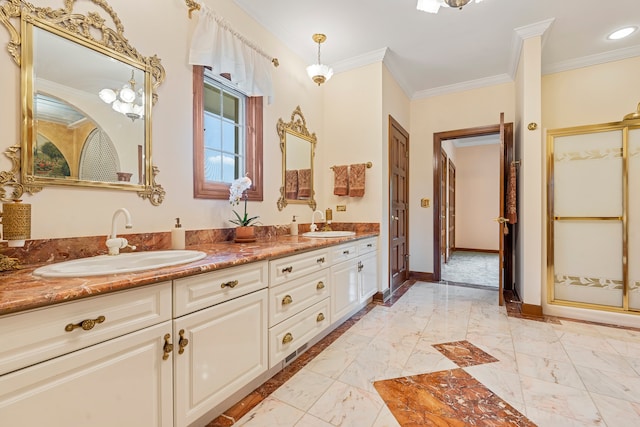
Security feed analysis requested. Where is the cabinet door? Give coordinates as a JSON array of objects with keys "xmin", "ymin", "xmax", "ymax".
[
  {"xmin": 0, "ymin": 321, "xmax": 173, "ymax": 427},
  {"xmin": 173, "ymin": 289, "xmax": 268, "ymax": 427},
  {"xmin": 359, "ymin": 252, "xmax": 378, "ymax": 302},
  {"xmin": 331, "ymin": 261, "xmax": 359, "ymax": 321}
]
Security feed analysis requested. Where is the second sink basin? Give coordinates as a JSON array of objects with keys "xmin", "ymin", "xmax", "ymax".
[
  {"xmin": 33, "ymin": 250, "xmax": 207, "ymax": 278},
  {"xmin": 302, "ymin": 231, "xmax": 356, "ymax": 238}
]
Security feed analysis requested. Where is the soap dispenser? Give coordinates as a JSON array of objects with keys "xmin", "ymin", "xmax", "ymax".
[
  {"xmin": 290, "ymin": 215, "xmax": 298, "ymax": 236},
  {"xmin": 171, "ymin": 217, "xmax": 185, "ymax": 250}
]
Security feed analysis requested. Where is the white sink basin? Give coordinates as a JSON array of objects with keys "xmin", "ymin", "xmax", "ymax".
[
  {"xmin": 302, "ymin": 231, "xmax": 356, "ymax": 238},
  {"xmin": 33, "ymin": 250, "xmax": 207, "ymax": 278}
]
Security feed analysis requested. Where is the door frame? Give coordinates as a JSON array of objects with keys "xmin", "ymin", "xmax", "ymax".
[{"xmin": 432, "ymin": 123, "xmax": 514, "ymax": 286}]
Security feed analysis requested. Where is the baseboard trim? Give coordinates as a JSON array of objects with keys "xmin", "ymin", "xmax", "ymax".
[
  {"xmin": 521, "ymin": 303, "xmax": 544, "ymax": 317},
  {"xmin": 409, "ymin": 271, "xmax": 434, "ymax": 282},
  {"xmin": 453, "ymin": 248, "xmax": 499, "ymax": 254},
  {"xmin": 373, "ymin": 289, "xmax": 391, "ymax": 303}
]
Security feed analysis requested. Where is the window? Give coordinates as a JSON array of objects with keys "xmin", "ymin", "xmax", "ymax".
[{"xmin": 193, "ymin": 66, "xmax": 263, "ymax": 200}]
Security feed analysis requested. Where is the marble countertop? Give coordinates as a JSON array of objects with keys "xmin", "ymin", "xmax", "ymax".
[{"xmin": 0, "ymin": 232, "xmax": 378, "ymax": 316}]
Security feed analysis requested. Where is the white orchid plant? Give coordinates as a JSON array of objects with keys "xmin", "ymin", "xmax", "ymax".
[{"xmin": 229, "ymin": 176, "xmax": 259, "ymax": 227}]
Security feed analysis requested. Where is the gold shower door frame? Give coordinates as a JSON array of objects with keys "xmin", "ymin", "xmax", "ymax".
[{"xmin": 547, "ymin": 120, "xmax": 640, "ymax": 315}]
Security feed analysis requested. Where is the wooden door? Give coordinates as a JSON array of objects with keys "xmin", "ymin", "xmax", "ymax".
[
  {"xmin": 496, "ymin": 112, "xmax": 515, "ymax": 306},
  {"xmin": 448, "ymin": 159, "xmax": 456, "ymax": 259},
  {"xmin": 441, "ymin": 150, "xmax": 448, "ymax": 263},
  {"xmin": 389, "ymin": 116, "xmax": 409, "ymax": 293}
]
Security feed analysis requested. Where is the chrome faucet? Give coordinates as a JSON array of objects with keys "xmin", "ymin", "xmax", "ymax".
[
  {"xmin": 310, "ymin": 210, "xmax": 325, "ymax": 232},
  {"xmin": 105, "ymin": 208, "xmax": 136, "ymax": 255}
]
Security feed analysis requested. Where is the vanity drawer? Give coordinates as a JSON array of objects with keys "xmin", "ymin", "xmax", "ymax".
[
  {"xmin": 0, "ymin": 281, "xmax": 172, "ymax": 376},
  {"xmin": 358, "ymin": 237, "xmax": 377, "ymax": 255},
  {"xmin": 268, "ymin": 269, "xmax": 330, "ymax": 327},
  {"xmin": 269, "ymin": 298, "xmax": 331, "ymax": 368},
  {"xmin": 173, "ymin": 261, "xmax": 268, "ymax": 317},
  {"xmin": 269, "ymin": 248, "xmax": 330, "ymax": 287},
  {"xmin": 329, "ymin": 242, "xmax": 359, "ymax": 265}
]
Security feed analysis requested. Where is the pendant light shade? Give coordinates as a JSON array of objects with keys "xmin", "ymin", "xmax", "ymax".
[
  {"xmin": 417, "ymin": 0, "xmax": 483, "ymax": 14},
  {"xmin": 306, "ymin": 34, "xmax": 333, "ymax": 86}
]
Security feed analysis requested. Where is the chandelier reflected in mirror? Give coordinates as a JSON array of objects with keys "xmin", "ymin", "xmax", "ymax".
[
  {"xmin": 417, "ymin": 0, "xmax": 483, "ymax": 13},
  {"xmin": 98, "ymin": 70, "xmax": 145, "ymax": 121}
]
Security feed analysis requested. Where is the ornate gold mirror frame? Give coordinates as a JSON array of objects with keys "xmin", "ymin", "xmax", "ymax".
[
  {"xmin": 0, "ymin": 0, "xmax": 166, "ymax": 205},
  {"xmin": 277, "ymin": 106, "xmax": 317, "ymax": 211}
]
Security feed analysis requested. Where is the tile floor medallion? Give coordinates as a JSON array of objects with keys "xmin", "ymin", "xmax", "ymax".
[
  {"xmin": 206, "ymin": 281, "xmax": 640, "ymax": 426},
  {"xmin": 432, "ymin": 340, "xmax": 499, "ymax": 367},
  {"xmin": 373, "ymin": 368, "xmax": 536, "ymax": 426}
]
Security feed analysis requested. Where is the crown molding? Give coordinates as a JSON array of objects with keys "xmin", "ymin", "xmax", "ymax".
[
  {"xmin": 543, "ymin": 44, "xmax": 640, "ymax": 75},
  {"xmin": 412, "ymin": 73, "xmax": 512, "ymax": 100},
  {"xmin": 331, "ymin": 47, "xmax": 388, "ymax": 74},
  {"xmin": 507, "ymin": 18, "xmax": 555, "ymax": 79}
]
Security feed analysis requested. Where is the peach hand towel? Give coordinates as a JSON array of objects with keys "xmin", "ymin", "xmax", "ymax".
[
  {"xmin": 333, "ymin": 165, "xmax": 348, "ymax": 196},
  {"xmin": 298, "ymin": 168, "xmax": 311, "ymax": 198},
  {"xmin": 285, "ymin": 170, "xmax": 298, "ymax": 199},
  {"xmin": 348, "ymin": 163, "xmax": 366, "ymax": 197}
]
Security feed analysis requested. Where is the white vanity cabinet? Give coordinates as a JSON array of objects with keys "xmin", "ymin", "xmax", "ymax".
[
  {"xmin": 331, "ymin": 237, "xmax": 379, "ymax": 321},
  {"xmin": 0, "ymin": 282, "xmax": 173, "ymax": 427},
  {"xmin": 172, "ymin": 262, "xmax": 269, "ymax": 427},
  {"xmin": 268, "ymin": 248, "xmax": 332, "ymax": 368}
]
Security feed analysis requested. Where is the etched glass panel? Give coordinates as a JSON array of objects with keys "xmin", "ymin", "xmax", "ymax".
[
  {"xmin": 554, "ymin": 220, "xmax": 623, "ymax": 307},
  {"xmin": 554, "ymin": 131, "xmax": 623, "ymax": 217},
  {"xmin": 628, "ymin": 128, "xmax": 640, "ymax": 310}
]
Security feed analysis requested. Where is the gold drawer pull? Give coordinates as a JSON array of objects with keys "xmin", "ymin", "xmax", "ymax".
[
  {"xmin": 282, "ymin": 266, "xmax": 293, "ymax": 273},
  {"xmin": 316, "ymin": 281, "xmax": 325, "ymax": 290},
  {"xmin": 221, "ymin": 280, "xmax": 238, "ymax": 289},
  {"xmin": 178, "ymin": 329, "xmax": 189, "ymax": 355},
  {"xmin": 282, "ymin": 295, "xmax": 293, "ymax": 305},
  {"xmin": 282, "ymin": 332, "xmax": 293, "ymax": 344},
  {"xmin": 162, "ymin": 333, "xmax": 173, "ymax": 361},
  {"xmin": 316, "ymin": 313, "xmax": 325, "ymax": 322},
  {"xmin": 343, "ymin": 250, "xmax": 350, "ymax": 255},
  {"xmin": 65, "ymin": 315, "xmax": 106, "ymax": 332},
  {"xmin": 316, "ymin": 257, "xmax": 325, "ymax": 264},
  {"xmin": 367, "ymin": 243, "xmax": 373, "ymax": 247}
]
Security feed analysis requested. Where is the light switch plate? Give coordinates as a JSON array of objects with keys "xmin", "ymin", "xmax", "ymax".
[{"xmin": 420, "ymin": 198, "xmax": 430, "ymax": 208}]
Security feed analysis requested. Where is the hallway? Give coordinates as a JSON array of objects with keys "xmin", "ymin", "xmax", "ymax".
[
  {"xmin": 210, "ymin": 282, "xmax": 640, "ymax": 426},
  {"xmin": 441, "ymin": 250, "xmax": 499, "ymax": 288}
]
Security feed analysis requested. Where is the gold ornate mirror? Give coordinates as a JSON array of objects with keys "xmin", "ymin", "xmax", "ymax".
[
  {"xmin": 0, "ymin": 0, "xmax": 165, "ymax": 205},
  {"xmin": 277, "ymin": 106, "xmax": 317, "ymax": 211}
]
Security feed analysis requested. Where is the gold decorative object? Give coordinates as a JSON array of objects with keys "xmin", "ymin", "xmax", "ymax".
[
  {"xmin": 528, "ymin": 122, "xmax": 538, "ymax": 130},
  {"xmin": 1, "ymin": 199, "xmax": 31, "ymax": 244},
  {"xmin": 178, "ymin": 329, "xmax": 189, "ymax": 355},
  {"xmin": 0, "ymin": 254, "xmax": 21, "ymax": 271},
  {"xmin": 277, "ymin": 106, "xmax": 317, "ymax": 211},
  {"xmin": 64, "ymin": 315, "xmax": 106, "ymax": 332},
  {"xmin": 282, "ymin": 332, "xmax": 293, "ymax": 344},
  {"xmin": 623, "ymin": 102, "xmax": 640, "ymax": 121},
  {"xmin": 0, "ymin": 0, "xmax": 166, "ymax": 206}
]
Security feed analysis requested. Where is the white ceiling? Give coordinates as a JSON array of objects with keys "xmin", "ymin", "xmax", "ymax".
[{"xmin": 232, "ymin": 0, "xmax": 640, "ymax": 99}]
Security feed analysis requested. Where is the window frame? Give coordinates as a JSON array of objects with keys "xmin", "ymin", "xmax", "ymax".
[{"xmin": 192, "ymin": 65, "xmax": 263, "ymax": 201}]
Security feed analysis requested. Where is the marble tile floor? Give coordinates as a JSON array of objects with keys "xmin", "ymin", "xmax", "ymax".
[
  {"xmin": 209, "ymin": 282, "xmax": 640, "ymax": 426},
  {"xmin": 442, "ymin": 250, "xmax": 499, "ymax": 288}
]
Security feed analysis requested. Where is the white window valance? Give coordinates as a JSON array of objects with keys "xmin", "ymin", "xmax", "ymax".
[{"xmin": 189, "ymin": 4, "xmax": 274, "ymax": 103}]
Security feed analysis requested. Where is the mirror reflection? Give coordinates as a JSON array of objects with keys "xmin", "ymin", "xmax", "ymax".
[
  {"xmin": 277, "ymin": 106, "xmax": 317, "ymax": 211},
  {"xmin": 28, "ymin": 24, "xmax": 146, "ymax": 186}
]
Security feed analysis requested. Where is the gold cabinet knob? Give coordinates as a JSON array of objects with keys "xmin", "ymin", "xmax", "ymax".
[
  {"xmin": 316, "ymin": 313, "xmax": 325, "ymax": 322},
  {"xmin": 316, "ymin": 281, "xmax": 325, "ymax": 290},
  {"xmin": 282, "ymin": 295, "xmax": 293, "ymax": 305},
  {"xmin": 65, "ymin": 315, "xmax": 106, "ymax": 332},
  {"xmin": 316, "ymin": 257, "xmax": 325, "ymax": 264},
  {"xmin": 282, "ymin": 332, "xmax": 293, "ymax": 344},
  {"xmin": 220, "ymin": 280, "xmax": 238, "ymax": 288},
  {"xmin": 178, "ymin": 329, "xmax": 189, "ymax": 355},
  {"xmin": 162, "ymin": 333, "xmax": 173, "ymax": 361},
  {"xmin": 282, "ymin": 266, "xmax": 293, "ymax": 273}
]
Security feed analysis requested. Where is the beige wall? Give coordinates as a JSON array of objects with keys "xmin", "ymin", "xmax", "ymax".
[
  {"xmin": 455, "ymin": 144, "xmax": 500, "ymax": 251},
  {"xmin": 0, "ymin": 0, "xmax": 323, "ymax": 239},
  {"xmin": 409, "ymin": 83, "xmax": 516, "ymax": 274}
]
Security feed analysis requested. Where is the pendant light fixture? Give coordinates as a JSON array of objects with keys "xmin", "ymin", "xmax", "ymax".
[
  {"xmin": 417, "ymin": 0, "xmax": 483, "ymax": 14},
  {"xmin": 306, "ymin": 33, "xmax": 333, "ymax": 86},
  {"xmin": 98, "ymin": 70, "xmax": 145, "ymax": 122}
]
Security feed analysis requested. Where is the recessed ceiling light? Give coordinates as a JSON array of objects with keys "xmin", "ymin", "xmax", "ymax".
[{"xmin": 607, "ymin": 26, "xmax": 637, "ymax": 40}]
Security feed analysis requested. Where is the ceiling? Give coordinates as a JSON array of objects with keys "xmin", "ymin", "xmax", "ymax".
[{"xmin": 232, "ymin": 0, "xmax": 640, "ymax": 99}]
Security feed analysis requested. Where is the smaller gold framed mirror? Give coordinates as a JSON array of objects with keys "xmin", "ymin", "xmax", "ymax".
[{"xmin": 277, "ymin": 106, "xmax": 317, "ymax": 211}]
